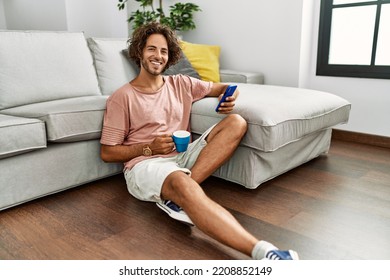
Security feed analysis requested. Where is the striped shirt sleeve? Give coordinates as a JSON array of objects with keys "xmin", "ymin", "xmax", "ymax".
[{"xmin": 100, "ymin": 95, "xmax": 129, "ymax": 146}]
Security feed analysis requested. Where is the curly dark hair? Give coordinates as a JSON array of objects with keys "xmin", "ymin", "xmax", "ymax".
[{"xmin": 127, "ymin": 22, "xmax": 182, "ymax": 71}]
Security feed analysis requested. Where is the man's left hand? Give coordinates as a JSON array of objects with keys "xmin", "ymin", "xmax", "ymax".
[{"xmin": 217, "ymin": 94, "xmax": 236, "ymax": 114}]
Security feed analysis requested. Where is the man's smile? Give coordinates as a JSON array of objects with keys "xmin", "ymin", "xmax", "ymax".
[{"xmin": 151, "ymin": 60, "xmax": 163, "ymax": 66}]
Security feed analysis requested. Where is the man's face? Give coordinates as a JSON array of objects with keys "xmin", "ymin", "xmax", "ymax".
[{"xmin": 140, "ymin": 34, "xmax": 168, "ymax": 76}]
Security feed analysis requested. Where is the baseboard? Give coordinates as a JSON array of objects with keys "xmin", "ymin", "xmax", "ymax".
[{"xmin": 332, "ymin": 129, "xmax": 390, "ymax": 149}]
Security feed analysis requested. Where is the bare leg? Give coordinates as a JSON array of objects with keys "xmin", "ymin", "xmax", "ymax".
[
  {"xmin": 190, "ymin": 114, "xmax": 247, "ymax": 184},
  {"xmin": 161, "ymin": 171, "xmax": 258, "ymax": 256},
  {"xmin": 161, "ymin": 114, "xmax": 259, "ymax": 257}
]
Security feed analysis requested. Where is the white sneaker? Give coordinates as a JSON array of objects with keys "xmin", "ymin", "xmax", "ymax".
[
  {"xmin": 156, "ymin": 200, "xmax": 194, "ymax": 226},
  {"xmin": 264, "ymin": 249, "xmax": 299, "ymax": 260}
]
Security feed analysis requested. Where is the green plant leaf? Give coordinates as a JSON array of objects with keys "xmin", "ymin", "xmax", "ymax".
[{"xmin": 118, "ymin": 0, "xmax": 201, "ymax": 31}]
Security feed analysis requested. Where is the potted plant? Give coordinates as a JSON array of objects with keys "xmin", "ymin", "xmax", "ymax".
[{"xmin": 117, "ymin": 0, "xmax": 201, "ymax": 32}]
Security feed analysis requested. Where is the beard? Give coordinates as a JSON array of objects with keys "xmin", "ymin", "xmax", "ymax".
[{"xmin": 140, "ymin": 58, "xmax": 166, "ymax": 76}]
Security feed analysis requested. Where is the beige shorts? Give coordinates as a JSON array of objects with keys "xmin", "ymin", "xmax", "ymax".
[{"xmin": 124, "ymin": 125, "xmax": 215, "ymax": 203}]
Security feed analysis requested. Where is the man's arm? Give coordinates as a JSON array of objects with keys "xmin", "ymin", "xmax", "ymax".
[
  {"xmin": 100, "ymin": 143, "xmax": 145, "ymax": 163},
  {"xmin": 207, "ymin": 83, "xmax": 240, "ymax": 114},
  {"xmin": 100, "ymin": 134, "xmax": 175, "ymax": 163}
]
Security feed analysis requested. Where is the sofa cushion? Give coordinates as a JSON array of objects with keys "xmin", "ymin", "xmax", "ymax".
[
  {"xmin": 1, "ymin": 96, "xmax": 108, "ymax": 143},
  {"xmin": 88, "ymin": 38, "xmax": 139, "ymax": 96},
  {"xmin": 0, "ymin": 31, "xmax": 101, "ymax": 110},
  {"xmin": 220, "ymin": 69, "xmax": 264, "ymax": 84},
  {"xmin": 0, "ymin": 114, "xmax": 46, "ymax": 159},
  {"xmin": 163, "ymin": 51, "xmax": 201, "ymax": 79},
  {"xmin": 191, "ymin": 84, "xmax": 351, "ymax": 152},
  {"xmin": 180, "ymin": 40, "xmax": 221, "ymax": 82}
]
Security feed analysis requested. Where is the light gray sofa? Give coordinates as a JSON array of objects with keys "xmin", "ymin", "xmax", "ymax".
[{"xmin": 0, "ymin": 30, "xmax": 351, "ymax": 211}]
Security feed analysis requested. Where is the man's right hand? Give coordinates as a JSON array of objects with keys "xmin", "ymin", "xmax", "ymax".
[{"xmin": 150, "ymin": 134, "xmax": 175, "ymax": 155}]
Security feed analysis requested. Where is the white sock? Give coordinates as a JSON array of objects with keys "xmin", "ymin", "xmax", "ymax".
[{"xmin": 251, "ymin": 240, "xmax": 278, "ymax": 260}]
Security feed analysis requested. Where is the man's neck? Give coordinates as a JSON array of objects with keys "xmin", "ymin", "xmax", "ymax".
[{"xmin": 130, "ymin": 70, "xmax": 165, "ymax": 93}]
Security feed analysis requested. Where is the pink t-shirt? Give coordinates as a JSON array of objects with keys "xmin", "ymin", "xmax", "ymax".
[{"xmin": 100, "ymin": 74, "xmax": 212, "ymax": 170}]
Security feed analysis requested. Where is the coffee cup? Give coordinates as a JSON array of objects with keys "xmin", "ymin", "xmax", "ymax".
[{"xmin": 172, "ymin": 130, "xmax": 191, "ymax": 152}]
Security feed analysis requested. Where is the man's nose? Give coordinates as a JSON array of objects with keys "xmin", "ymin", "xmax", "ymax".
[{"xmin": 155, "ymin": 50, "xmax": 162, "ymax": 58}]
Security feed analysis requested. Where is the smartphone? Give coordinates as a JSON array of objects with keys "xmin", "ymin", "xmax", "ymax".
[{"xmin": 215, "ymin": 85, "xmax": 237, "ymax": 112}]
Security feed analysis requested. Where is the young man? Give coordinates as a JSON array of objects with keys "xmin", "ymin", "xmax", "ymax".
[{"xmin": 100, "ymin": 22, "xmax": 298, "ymax": 260}]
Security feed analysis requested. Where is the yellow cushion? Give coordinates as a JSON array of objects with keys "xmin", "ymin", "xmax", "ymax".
[{"xmin": 180, "ymin": 41, "xmax": 221, "ymax": 82}]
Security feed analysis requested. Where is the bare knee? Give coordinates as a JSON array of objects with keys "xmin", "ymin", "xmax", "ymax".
[
  {"xmin": 161, "ymin": 171, "xmax": 204, "ymax": 206},
  {"xmin": 218, "ymin": 114, "xmax": 247, "ymax": 141},
  {"xmin": 206, "ymin": 114, "xmax": 247, "ymax": 147},
  {"xmin": 227, "ymin": 114, "xmax": 247, "ymax": 137}
]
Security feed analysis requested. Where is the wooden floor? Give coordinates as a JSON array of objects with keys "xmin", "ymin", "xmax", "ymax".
[{"xmin": 1, "ymin": 139, "xmax": 389, "ymax": 260}]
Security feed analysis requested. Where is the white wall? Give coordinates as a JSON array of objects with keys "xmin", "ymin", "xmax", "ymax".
[
  {"xmin": 1, "ymin": 0, "xmax": 128, "ymax": 38},
  {"xmin": 3, "ymin": 0, "xmax": 67, "ymax": 31},
  {"xmin": 65, "ymin": 0, "xmax": 128, "ymax": 38},
  {"xmin": 0, "ymin": 0, "xmax": 7, "ymax": 29},
  {"xmin": 183, "ymin": 0, "xmax": 303, "ymax": 87}
]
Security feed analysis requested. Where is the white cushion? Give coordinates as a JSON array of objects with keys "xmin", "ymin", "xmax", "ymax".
[
  {"xmin": 0, "ymin": 30, "xmax": 101, "ymax": 110},
  {"xmin": 1, "ymin": 96, "xmax": 108, "ymax": 142},
  {"xmin": 0, "ymin": 114, "xmax": 46, "ymax": 159},
  {"xmin": 191, "ymin": 84, "xmax": 351, "ymax": 152},
  {"xmin": 88, "ymin": 38, "xmax": 138, "ymax": 95}
]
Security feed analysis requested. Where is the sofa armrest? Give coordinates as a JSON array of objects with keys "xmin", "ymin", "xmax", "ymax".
[{"xmin": 219, "ymin": 69, "xmax": 264, "ymax": 84}]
